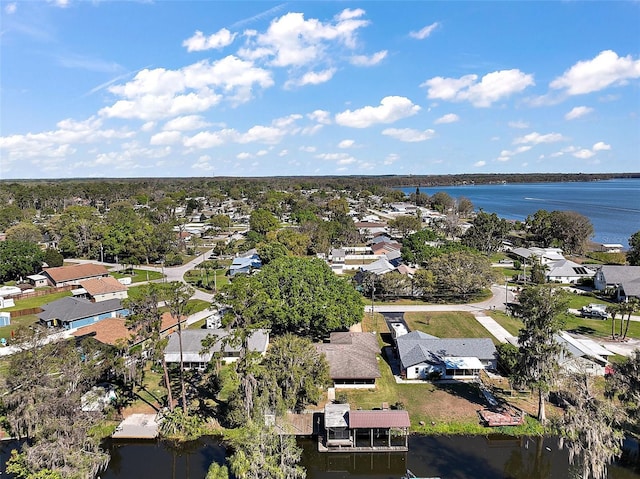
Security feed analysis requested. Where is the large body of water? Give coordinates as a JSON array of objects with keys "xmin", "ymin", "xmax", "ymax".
[{"xmin": 399, "ymin": 178, "xmax": 640, "ymax": 247}]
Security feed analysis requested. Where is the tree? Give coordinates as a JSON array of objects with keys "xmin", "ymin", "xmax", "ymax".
[
  {"xmin": 550, "ymin": 210, "xmax": 593, "ymax": 255},
  {"xmin": 0, "ymin": 240, "xmax": 44, "ymax": 282},
  {"xmin": 608, "ymin": 349, "xmax": 640, "ymax": 427},
  {"xmin": 220, "ymin": 257, "xmax": 363, "ymax": 339},
  {"xmin": 5, "ymin": 222, "xmax": 42, "ymax": 244},
  {"xmin": 164, "ymin": 282, "xmax": 195, "ymax": 414},
  {"xmin": 554, "ymin": 373, "xmax": 624, "ymax": 479},
  {"xmin": 206, "ymin": 462, "xmax": 230, "ymax": 479},
  {"xmin": 256, "ymin": 241, "xmax": 289, "ymax": 265},
  {"xmin": 427, "ymin": 251, "xmax": 496, "ymax": 301},
  {"xmin": 42, "ymin": 248, "xmax": 64, "ymax": 268},
  {"xmin": 513, "ymin": 286, "xmax": 568, "ymax": 423},
  {"xmin": 606, "ymin": 304, "xmax": 622, "ymax": 340},
  {"xmin": 258, "ymin": 335, "xmax": 330, "ymax": 414},
  {"xmin": 2, "ymin": 327, "xmax": 111, "ymax": 478},
  {"xmin": 461, "ymin": 211, "xmax": 510, "ymax": 254},
  {"xmin": 388, "ymin": 215, "xmax": 422, "ymax": 239},
  {"xmin": 456, "ymin": 196, "xmax": 474, "ymax": 217},
  {"xmin": 430, "ymin": 191, "xmax": 455, "ymax": 213},
  {"xmin": 621, "ymin": 298, "xmax": 639, "ymax": 340},
  {"xmin": 227, "ymin": 422, "xmax": 306, "ymax": 479},
  {"xmin": 628, "ymin": 230, "xmax": 640, "ymax": 266},
  {"xmin": 400, "ymin": 228, "xmax": 441, "ymax": 266},
  {"xmin": 249, "ymin": 209, "xmax": 280, "ymax": 237},
  {"xmin": 125, "ymin": 283, "xmax": 174, "ymax": 410}
]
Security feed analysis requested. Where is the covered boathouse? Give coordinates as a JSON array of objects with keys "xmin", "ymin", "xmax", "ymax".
[{"xmin": 320, "ymin": 403, "xmax": 410, "ymax": 452}]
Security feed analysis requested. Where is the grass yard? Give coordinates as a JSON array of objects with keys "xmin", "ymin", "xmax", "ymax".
[
  {"xmin": 489, "ymin": 311, "xmax": 524, "ymax": 337},
  {"xmin": 184, "ymin": 268, "xmax": 230, "ymax": 292},
  {"xmin": 112, "ymin": 268, "xmax": 164, "ymax": 283},
  {"xmin": 0, "ymin": 290, "xmax": 71, "ymax": 312},
  {"xmin": 404, "ymin": 311, "xmax": 499, "ymax": 343}
]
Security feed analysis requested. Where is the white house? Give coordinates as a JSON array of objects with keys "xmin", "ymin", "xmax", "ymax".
[
  {"xmin": 556, "ymin": 331, "xmax": 613, "ymax": 376},
  {"xmin": 396, "ymin": 331, "xmax": 497, "ymax": 380}
]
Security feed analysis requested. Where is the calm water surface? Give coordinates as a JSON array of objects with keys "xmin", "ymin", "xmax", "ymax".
[
  {"xmin": 399, "ymin": 178, "xmax": 640, "ymax": 247},
  {"xmin": 2, "ymin": 435, "xmax": 638, "ymax": 478}
]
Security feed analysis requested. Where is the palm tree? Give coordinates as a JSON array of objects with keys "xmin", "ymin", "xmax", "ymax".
[
  {"xmin": 622, "ymin": 298, "xmax": 639, "ymax": 340},
  {"xmin": 606, "ymin": 304, "xmax": 621, "ymax": 340}
]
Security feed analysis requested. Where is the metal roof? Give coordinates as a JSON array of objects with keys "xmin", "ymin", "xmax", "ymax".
[
  {"xmin": 38, "ymin": 297, "xmax": 124, "ymax": 323},
  {"xmin": 349, "ymin": 410, "xmax": 410, "ymax": 429}
]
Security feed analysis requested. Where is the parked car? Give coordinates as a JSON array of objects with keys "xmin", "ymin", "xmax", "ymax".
[{"xmin": 579, "ymin": 303, "xmax": 608, "ymax": 320}]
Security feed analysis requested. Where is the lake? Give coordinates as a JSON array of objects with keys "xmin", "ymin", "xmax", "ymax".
[
  {"xmin": 399, "ymin": 178, "xmax": 640, "ymax": 247},
  {"xmin": 3, "ymin": 434, "xmax": 630, "ymax": 479}
]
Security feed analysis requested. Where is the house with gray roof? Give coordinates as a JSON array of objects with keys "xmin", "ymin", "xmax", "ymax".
[
  {"xmin": 594, "ymin": 265, "xmax": 640, "ymax": 301},
  {"xmin": 228, "ymin": 251, "xmax": 262, "ymax": 276},
  {"xmin": 38, "ymin": 297, "xmax": 129, "ymax": 330},
  {"xmin": 396, "ymin": 330, "xmax": 497, "ymax": 380},
  {"xmin": 545, "ymin": 259, "xmax": 595, "ymax": 284},
  {"xmin": 164, "ymin": 328, "xmax": 269, "ymax": 370},
  {"xmin": 556, "ymin": 331, "xmax": 613, "ymax": 376},
  {"xmin": 315, "ymin": 332, "xmax": 381, "ymax": 388}
]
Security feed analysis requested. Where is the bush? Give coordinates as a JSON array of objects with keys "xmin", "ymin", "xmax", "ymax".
[
  {"xmin": 164, "ymin": 253, "xmax": 183, "ymax": 266},
  {"xmin": 335, "ymin": 392, "xmax": 348, "ymax": 404}
]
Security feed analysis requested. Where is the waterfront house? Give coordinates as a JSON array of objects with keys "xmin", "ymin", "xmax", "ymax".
[
  {"xmin": 163, "ymin": 328, "xmax": 269, "ymax": 369},
  {"xmin": 315, "ymin": 332, "xmax": 381, "ymax": 388},
  {"xmin": 322, "ymin": 403, "xmax": 410, "ymax": 452},
  {"xmin": 396, "ymin": 331, "xmax": 497, "ymax": 380}
]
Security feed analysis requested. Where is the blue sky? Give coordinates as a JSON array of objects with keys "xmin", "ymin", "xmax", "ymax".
[{"xmin": 1, "ymin": 1, "xmax": 639, "ymax": 179}]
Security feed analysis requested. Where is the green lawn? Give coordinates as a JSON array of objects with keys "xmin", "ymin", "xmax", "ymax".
[
  {"xmin": 184, "ymin": 268, "xmax": 230, "ymax": 292},
  {"xmin": 0, "ymin": 314, "xmax": 39, "ymax": 340},
  {"xmin": 404, "ymin": 311, "xmax": 499, "ymax": 343},
  {"xmin": 0, "ymin": 290, "xmax": 71, "ymax": 312},
  {"xmin": 490, "ymin": 304, "xmax": 640, "ymax": 341},
  {"xmin": 111, "ymin": 268, "xmax": 163, "ymax": 283}
]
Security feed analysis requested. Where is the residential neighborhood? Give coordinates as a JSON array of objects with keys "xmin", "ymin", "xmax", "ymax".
[{"xmin": 0, "ymin": 176, "xmax": 639, "ymax": 478}]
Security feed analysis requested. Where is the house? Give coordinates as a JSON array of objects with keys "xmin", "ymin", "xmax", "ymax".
[
  {"xmin": 163, "ymin": 328, "xmax": 269, "ymax": 369},
  {"xmin": 545, "ymin": 259, "xmax": 595, "ymax": 284},
  {"xmin": 594, "ymin": 265, "xmax": 640, "ymax": 301},
  {"xmin": 315, "ymin": 332, "xmax": 381, "ymax": 388},
  {"xmin": 26, "ymin": 274, "xmax": 48, "ymax": 288},
  {"xmin": 510, "ymin": 247, "xmax": 565, "ymax": 265},
  {"xmin": 229, "ymin": 252, "xmax": 262, "ymax": 276},
  {"xmin": 78, "ymin": 276, "xmax": 128, "ymax": 302},
  {"xmin": 42, "ymin": 263, "xmax": 109, "ymax": 287},
  {"xmin": 73, "ymin": 312, "xmax": 185, "ymax": 347},
  {"xmin": 556, "ymin": 331, "xmax": 613, "ymax": 376},
  {"xmin": 322, "ymin": 403, "xmax": 410, "ymax": 452},
  {"xmin": 329, "ymin": 248, "xmax": 346, "ymax": 273},
  {"xmin": 396, "ymin": 331, "xmax": 497, "ymax": 380},
  {"xmin": 38, "ymin": 297, "xmax": 128, "ymax": 330}
]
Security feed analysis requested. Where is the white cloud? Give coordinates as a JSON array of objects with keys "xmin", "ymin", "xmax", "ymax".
[
  {"xmin": 473, "ymin": 160, "xmax": 486, "ymax": 167},
  {"xmin": 335, "ymin": 96, "xmax": 421, "ymax": 128},
  {"xmin": 239, "ymin": 9, "xmax": 369, "ymax": 68},
  {"xmin": 5, "ymin": 3, "xmax": 17, "ymax": 14},
  {"xmin": 163, "ymin": 115, "xmax": 211, "ymax": 131},
  {"xmin": 423, "ymin": 69, "xmax": 534, "ymax": 107},
  {"xmin": 497, "ymin": 145, "xmax": 532, "ymax": 162},
  {"xmin": 141, "ymin": 121, "xmax": 155, "ymax": 132},
  {"xmin": 513, "ymin": 132, "xmax": 566, "ymax": 145},
  {"xmin": 338, "ymin": 139, "xmax": 355, "ymax": 148},
  {"xmin": 150, "ymin": 131, "xmax": 182, "ymax": 145},
  {"xmin": 47, "ymin": 0, "xmax": 69, "ymax": 7},
  {"xmin": 278, "ymin": 149, "xmax": 288, "ymax": 157},
  {"xmin": 350, "ymin": 50, "xmax": 387, "ymax": 67},
  {"xmin": 100, "ymin": 56, "xmax": 273, "ymax": 120},
  {"xmin": 409, "ymin": 22, "xmax": 439, "ymax": 40},
  {"xmin": 257, "ymin": 149, "xmax": 269, "ymax": 156},
  {"xmin": 565, "ymin": 106, "xmax": 593, "ymax": 120},
  {"xmin": 573, "ymin": 149, "xmax": 596, "ymax": 159},
  {"xmin": 384, "ymin": 153, "xmax": 400, "ymax": 165},
  {"xmin": 508, "ymin": 120, "xmax": 529, "ymax": 129},
  {"xmin": 183, "ymin": 130, "xmax": 229, "ymax": 149},
  {"xmin": 237, "ymin": 152, "xmax": 253, "ymax": 159},
  {"xmin": 183, "ymin": 28, "xmax": 237, "ymax": 52},
  {"xmin": 286, "ymin": 68, "xmax": 336, "ymax": 88},
  {"xmin": 316, "ymin": 152, "xmax": 356, "ymax": 165},
  {"xmin": 240, "ymin": 125, "xmax": 285, "ymax": 144},
  {"xmin": 192, "ymin": 155, "xmax": 215, "ymax": 171},
  {"xmin": 434, "ymin": 113, "xmax": 459, "ymax": 124},
  {"xmin": 550, "ymin": 50, "xmax": 640, "ymax": 95},
  {"xmin": 300, "ymin": 146, "xmax": 316, "ymax": 153},
  {"xmin": 382, "ymin": 128, "xmax": 435, "ymax": 142},
  {"xmin": 308, "ymin": 110, "xmax": 332, "ymax": 124},
  {"xmin": 593, "ymin": 141, "xmax": 611, "ymax": 151}
]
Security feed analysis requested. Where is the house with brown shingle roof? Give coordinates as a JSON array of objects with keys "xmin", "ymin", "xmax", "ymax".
[
  {"xmin": 79, "ymin": 276, "xmax": 128, "ymax": 302},
  {"xmin": 42, "ymin": 263, "xmax": 109, "ymax": 287},
  {"xmin": 315, "ymin": 332, "xmax": 381, "ymax": 388}
]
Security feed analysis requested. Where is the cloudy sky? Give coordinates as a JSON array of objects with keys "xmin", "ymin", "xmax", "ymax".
[{"xmin": 1, "ymin": 1, "xmax": 639, "ymax": 179}]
